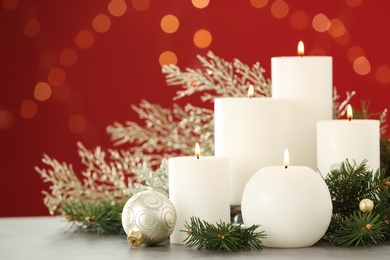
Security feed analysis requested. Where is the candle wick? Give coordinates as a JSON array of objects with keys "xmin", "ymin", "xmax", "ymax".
[
  {"xmin": 285, "ymin": 165, "xmax": 288, "ymax": 169},
  {"xmin": 197, "ymin": 155, "xmax": 199, "ymax": 159},
  {"xmin": 348, "ymin": 118, "xmax": 351, "ymax": 122}
]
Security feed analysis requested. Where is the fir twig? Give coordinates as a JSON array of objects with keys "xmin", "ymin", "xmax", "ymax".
[{"xmin": 181, "ymin": 216, "xmax": 266, "ymax": 252}]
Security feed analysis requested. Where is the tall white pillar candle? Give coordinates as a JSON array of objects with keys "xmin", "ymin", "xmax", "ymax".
[
  {"xmin": 271, "ymin": 43, "xmax": 332, "ymax": 170},
  {"xmin": 317, "ymin": 116, "xmax": 380, "ymax": 176},
  {"xmin": 168, "ymin": 155, "xmax": 230, "ymax": 244},
  {"xmin": 214, "ymin": 97, "xmax": 289, "ymax": 205}
]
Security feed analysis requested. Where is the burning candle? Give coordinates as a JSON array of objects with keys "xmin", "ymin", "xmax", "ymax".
[
  {"xmin": 271, "ymin": 41, "xmax": 333, "ymax": 170},
  {"xmin": 241, "ymin": 149, "xmax": 332, "ymax": 248},
  {"xmin": 214, "ymin": 86, "xmax": 289, "ymax": 205},
  {"xmin": 317, "ymin": 104, "xmax": 380, "ymax": 176},
  {"xmin": 168, "ymin": 144, "xmax": 230, "ymax": 244}
]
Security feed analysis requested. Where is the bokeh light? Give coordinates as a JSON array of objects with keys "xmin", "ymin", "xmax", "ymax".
[
  {"xmin": 347, "ymin": 45, "xmax": 365, "ymax": 63},
  {"xmin": 47, "ymin": 67, "xmax": 66, "ymax": 86},
  {"xmin": 2, "ymin": 0, "xmax": 19, "ymax": 10},
  {"xmin": 68, "ymin": 114, "xmax": 87, "ymax": 134},
  {"xmin": 250, "ymin": 0, "xmax": 268, "ymax": 8},
  {"xmin": 192, "ymin": 0, "xmax": 209, "ymax": 9},
  {"xmin": 290, "ymin": 10, "xmax": 309, "ymax": 30},
  {"xmin": 59, "ymin": 48, "xmax": 78, "ymax": 67},
  {"xmin": 328, "ymin": 18, "xmax": 346, "ymax": 38},
  {"xmin": 0, "ymin": 109, "xmax": 15, "ymax": 129},
  {"xmin": 193, "ymin": 29, "xmax": 212, "ymax": 48},
  {"xmin": 270, "ymin": 0, "xmax": 289, "ymax": 19},
  {"xmin": 20, "ymin": 99, "xmax": 38, "ymax": 119},
  {"xmin": 376, "ymin": 65, "xmax": 390, "ymax": 84},
  {"xmin": 161, "ymin": 14, "xmax": 180, "ymax": 33},
  {"xmin": 345, "ymin": 0, "xmax": 363, "ymax": 8},
  {"xmin": 34, "ymin": 82, "xmax": 52, "ymax": 101},
  {"xmin": 75, "ymin": 30, "xmax": 95, "ymax": 49},
  {"xmin": 159, "ymin": 51, "xmax": 178, "ymax": 66},
  {"xmin": 23, "ymin": 18, "xmax": 40, "ymax": 37},
  {"xmin": 353, "ymin": 56, "xmax": 371, "ymax": 75},
  {"xmin": 333, "ymin": 30, "xmax": 350, "ymax": 45},
  {"xmin": 312, "ymin": 13, "xmax": 330, "ymax": 33},
  {"xmin": 131, "ymin": 0, "xmax": 150, "ymax": 11},
  {"xmin": 92, "ymin": 14, "xmax": 111, "ymax": 33},
  {"xmin": 108, "ymin": 0, "xmax": 127, "ymax": 16},
  {"xmin": 39, "ymin": 50, "xmax": 57, "ymax": 69}
]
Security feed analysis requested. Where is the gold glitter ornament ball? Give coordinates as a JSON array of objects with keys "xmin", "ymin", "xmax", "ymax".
[
  {"xmin": 359, "ymin": 198, "xmax": 374, "ymax": 213},
  {"xmin": 121, "ymin": 190, "xmax": 177, "ymax": 246}
]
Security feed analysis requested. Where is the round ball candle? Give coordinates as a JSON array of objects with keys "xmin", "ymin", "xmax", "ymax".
[
  {"xmin": 168, "ymin": 144, "xmax": 230, "ymax": 244},
  {"xmin": 214, "ymin": 94, "xmax": 289, "ymax": 205},
  {"xmin": 317, "ymin": 104, "xmax": 380, "ymax": 176},
  {"xmin": 271, "ymin": 41, "xmax": 332, "ymax": 170},
  {"xmin": 241, "ymin": 149, "xmax": 332, "ymax": 248}
]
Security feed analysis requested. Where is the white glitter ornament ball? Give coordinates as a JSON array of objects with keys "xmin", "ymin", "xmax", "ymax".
[
  {"xmin": 359, "ymin": 198, "xmax": 374, "ymax": 213},
  {"xmin": 122, "ymin": 190, "xmax": 177, "ymax": 246}
]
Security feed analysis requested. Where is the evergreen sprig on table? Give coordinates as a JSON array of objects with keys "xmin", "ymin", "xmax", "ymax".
[
  {"xmin": 181, "ymin": 216, "xmax": 266, "ymax": 252},
  {"xmin": 323, "ymin": 160, "xmax": 390, "ymax": 247}
]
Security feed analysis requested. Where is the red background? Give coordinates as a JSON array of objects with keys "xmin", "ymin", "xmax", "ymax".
[{"xmin": 1, "ymin": 0, "xmax": 389, "ymax": 216}]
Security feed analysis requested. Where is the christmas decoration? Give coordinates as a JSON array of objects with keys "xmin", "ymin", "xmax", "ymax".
[
  {"xmin": 36, "ymin": 52, "xmax": 390, "ymax": 249},
  {"xmin": 359, "ymin": 199, "xmax": 374, "ymax": 213},
  {"xmin": 181, "ymin": 216, "xmax": 266, "ymax": 252},
  {"xmin": 323, "ymin": 160, "xmax": 390, "ymax": 247},
  {"xmin": 241, "ymin": 160, "xmax": 332, "ymax": 248},
  {"xmin": 121, "ymin": 190, "xmax": 176, "ymax": 247}
]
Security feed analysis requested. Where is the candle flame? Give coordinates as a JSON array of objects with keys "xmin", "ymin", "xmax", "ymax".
[
  {"xmin": 283, "ymin": 148, "xmax": 289, "ymax": 169},
  {"xmin": 297, "ymin": 41, "xmax": 304, "ymax": 56},
  {"xmin": 347, "ymin": 104, "xmax": 353, "ymax": 121},
  {"xmin": 247, "ymin": 85, "xmax": 254, "ymax": 98},
  {"xmin": 195, "ymin": 143, "xmax": 200, "ymax": 159}
]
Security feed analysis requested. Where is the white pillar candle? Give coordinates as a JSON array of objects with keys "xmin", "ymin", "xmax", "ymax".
[
  {"xmin": 271, "ymin": 42, "xmax": 332, "ymax": 170},
  {"xmin": 214, "ymin": 97, "xmax": 289, "ymax": 205},
  {"xmin": 317, "ymin": 105, "xmax": 380, "ymax": 176},
  {"xmin": 168, "ymin": 152, "xmax": 230, "ymax": 244}
]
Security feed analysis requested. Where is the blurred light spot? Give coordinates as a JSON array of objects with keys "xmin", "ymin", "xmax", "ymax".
[
  {"xmin": 39, "ymin": 50, "xmax": 57, "ymax": 69},
  {"xmin": 2, "ymin": 0, "xmax": 19, "ymax": 10},
  {"xmin": 161, "ymin": 14, "xmax": 179, "ymax": 33},
  {"xmin": 34, "ymin": 82, "xmax": 52, "ymax": 101},
  {"xmin": 59, "ymin": 48, "xmax": 78, "ymax": 67},
  {"xmin": 290, "ymin": 10, "xmax": 309, "ymax": 30},
  {"xmin": 328, "ymin": 18, "xmax": 346, "ymax": 37},
  {"xmin": 193, "ymin": 29, "xmax": 212, "ymax": 48},
  {"xmin": 75, "ymin": 30, "xmax": 94, "ymax": 49},
  {"xmin": 20, "ymin": 99, "xmax": 38, "ymax": 119},
  {"xmin": 312, "ymin": 13, "xmax": 330, "ymax": 33},
  {"xmin": 376, "ymin": 65, "xmax": 390, "ymax": 84},
  {"xmin": 270, "ymin": 0, "xmax": 289, "ymax": 19},
  {"xmin": 47, "ymin": 67, "xmax": 66, "ymax": 86},
  {"xmin": 333, "ymin": 30, "xmax": 350, "ymax": 45},
  {"xmin": 23, "ymin": 18, "xmax": 40, "ymax": 37},
  {"xmin": 192, "ymin": 0, "xmax": 209, "ymax": 9},
  {"xmin": 159, "ymin": 51, "xmax": 178, "ymax": 66},
  {"xmin": 68, "ymin": 114, "xmax": 87, "ymax": 134},
  {"xmin": 108, "ymin": 0, "xmax": 127, "ymax": 16},
  {"xmin": 353, "ymin": 56, "xmax": 371, "ymax": 75},
  {"xmin": 250, "ymin": 0, "xmax": 268, "ymax": 8},
  {"xmin": 52, "ymin": 83, "xmax": 72, "ymax": 101},
  {"xmin": 131, "ymin": 0, "xmax": 150, "ymax": 11},
  {"xmin": 345, "ymin": 0, "xmax": 363, "ymax": 8},
  {"xmin": 309, "ymin": 48, "xmax": 326, "ymax": 56},
  {"xmin": 92, "ymin": 14, "xmax": 111, "ymax": 33},
  {"xmin": 347, "ymin": 45, "xmax": 365, "ymax": 63},
  {"xmin": 0, "ymin": 109, "xmax": 15, "ymax": 129}
]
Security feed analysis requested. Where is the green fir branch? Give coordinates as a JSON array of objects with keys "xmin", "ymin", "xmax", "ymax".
[
  {"xmin": 61, "ymin": 199, "xmax": 127, "ymax": 234},
  {"xmin": 333, "ymin": 211, "xmax": 387, "ymax": 247},
  {"xmin": 181, "ymin": 216, "xmax": 266, "ymax": 252}
]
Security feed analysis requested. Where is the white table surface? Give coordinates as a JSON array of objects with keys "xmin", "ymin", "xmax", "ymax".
[{"xmin": 0, "ymin": 216, "xmax": 389, "ymax": 260}]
